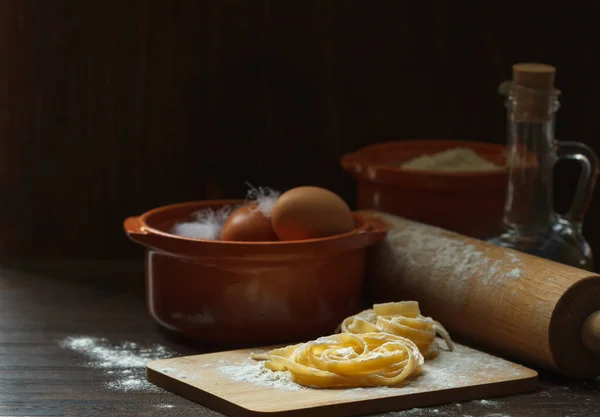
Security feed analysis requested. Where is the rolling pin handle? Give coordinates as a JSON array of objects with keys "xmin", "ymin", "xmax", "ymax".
[{"xmin": 581, "ymin": 311, "xmax": 600, "ymax": 354}]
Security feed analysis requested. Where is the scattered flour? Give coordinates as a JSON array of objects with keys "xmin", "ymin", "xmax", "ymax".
[
  {"xmin": 155, "ymin": 404, "xmax": 175, "ymax": 409},
  {"xmin": 385, "ymin": 224, "xmax": 523, "ymax": 285},
  {"xmin": 336, "ymin": 347, "xmax": 356, "ymax": 358},
  {"xmin": 372, "ymin": 220, "xmax": 525, "ymax": 305},
  {"xmin": 60, "ymin": 336, "xmax": 172, "ymax": 368},
  {"xmin": 106, "ymin": 376, "xmax": 156, "ymax": 392},
  {"xmin": 217, "ymin": 344, "xmax": 524, "ymax": 398},
  {"xmin": 155, "ymin": 364, "xmax": 203, "ymax": 381},
  {"xmin": 220, "ymin": 360, "xmax": 302, "ymax": 391},
  {"xmin": 506, "ymin": 268, "xmax": 522, "ymax": 279},
  {"xmin": 60, "ymin": 336, "xmax": 174, "ymax": 393},
  {"xmin": 386, "ymin": 399, "xmax": 505, "ymax": 416},
  {"xmin": 389, "ymin": 408, "xmax": 426, "ymax": 416},
  {"xmin": 478, "ymin": 399, "xmax": 501, "ymax": 408},
  {"xmin": 365, "ymin": 344, "xmax": 522, "ymax": 396},
  {"xmin": 388, "ymin": 407, "xmax": 444, "ymax": 416},
  {"xmin": 507, "ymin": 253, "xmax": 520, "ymax": 264}
]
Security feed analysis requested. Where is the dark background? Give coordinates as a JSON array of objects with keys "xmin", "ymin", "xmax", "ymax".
[{"xmin": 1, "ymin": 1, "xmax": 598, "ymax": 265}]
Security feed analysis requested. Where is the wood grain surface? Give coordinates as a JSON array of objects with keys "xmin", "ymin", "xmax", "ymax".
[
  {"xmin": 0, "ymin": 261, "xmax": 599, "ymax": 417},
  {"xmin": 146, "ymin": 343, "xmax": 537, "ymax": 417},
  {"xmin": 0, "ymin": 1, "xmax": 598, "ymax": 265},
  {"xmin": 360, "ymin": 211, "xmax": 600, "ymax": 379}
]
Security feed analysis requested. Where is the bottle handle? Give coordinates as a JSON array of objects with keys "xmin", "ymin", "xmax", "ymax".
[{"xmin": 555, "ymin": 141, "xmax": 600, "ymax": 228}]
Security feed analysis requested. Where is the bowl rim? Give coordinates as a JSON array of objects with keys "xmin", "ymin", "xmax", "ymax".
[
  {"xmin": 132, "ymin": 199, "xmax": 387, "ymax": 247},
  {"xmin": 341, "ymin": 139, "xmax": 509, "ymax": 178}
]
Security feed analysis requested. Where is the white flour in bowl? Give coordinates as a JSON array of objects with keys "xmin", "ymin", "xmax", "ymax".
[{"xmin": 401, "ymin": 148, "xmax": 503, "ymax": 172}]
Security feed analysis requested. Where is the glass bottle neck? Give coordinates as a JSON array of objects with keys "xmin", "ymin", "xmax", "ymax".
[{"xmin": 502, "ymin": 98, "xmax": 558, "ymax": 237}]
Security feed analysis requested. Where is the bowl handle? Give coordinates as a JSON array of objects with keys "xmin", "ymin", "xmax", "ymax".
[
  {"xmin": 124, "ymin": 216, "xmax": 146, "ymax": 234},
  {"xmin": 123, "ymin": 216, "xmax": 156, "ymax": 247},
  {"xmin": 340, "ymin": 152, "xmax": 362, "ymax": 178}
]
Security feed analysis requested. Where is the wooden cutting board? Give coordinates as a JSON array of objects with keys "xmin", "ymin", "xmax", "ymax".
[{"xmin": 147, "ymin": 341, "xmax": 538, "ymax": 417}]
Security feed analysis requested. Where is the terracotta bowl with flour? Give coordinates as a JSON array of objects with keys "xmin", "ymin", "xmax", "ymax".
[{"xmin": 340, "ymin": 139, "xmax": 508, "ymax": 239}]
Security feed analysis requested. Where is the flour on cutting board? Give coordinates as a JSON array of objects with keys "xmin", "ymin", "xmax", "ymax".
[
  {"xmin": 372, "ymin": 220, "xmax": 524, "ymax": 303},
  {"xmin": 145, "ymin": 338, "xmax": 537, "ymax": 416},
  {"xmin": 220, "ymin": 360, "xmax": 302, "ymax": 391},
  {"xmin": 348, "ymin": 344, "xmax": 524, "ymax": 397},
  {"xmin": 213, "ymin": 343, "xmax": 525, "ymax": 395},
  {"xmin": 60, "ymin": 336, "xmax": 174, "ymax": 392}
]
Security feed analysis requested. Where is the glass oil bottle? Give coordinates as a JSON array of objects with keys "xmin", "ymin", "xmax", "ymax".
[{"xmin": 487, "ymin": 63, "xmax": 599, "ymax": 271}]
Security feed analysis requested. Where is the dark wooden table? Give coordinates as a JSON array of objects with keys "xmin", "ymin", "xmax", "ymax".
[{"xmin": 1, "ymin": 261, "xmax": 599, "ymax": 417}]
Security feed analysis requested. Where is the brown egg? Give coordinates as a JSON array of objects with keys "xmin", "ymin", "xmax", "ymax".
[
  {"xmin": 220, "ymin": 204, "xmax": 279, "ymax": 242},
  {"xmin": 271, "ymin": 186, "xmax": 355, "ymax": 241}
]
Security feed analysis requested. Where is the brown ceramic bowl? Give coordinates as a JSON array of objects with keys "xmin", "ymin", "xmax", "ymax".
[
  {"xmin": 123, "ymin": 200, "xmax": 388, "ymax": 346},
  {"xmin": 341, "ymin": 139, "xmax": 509, "ymax": 239}
]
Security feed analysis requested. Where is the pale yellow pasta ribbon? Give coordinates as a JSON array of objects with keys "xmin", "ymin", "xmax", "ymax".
[
  {"xmin": 338, "ymin": 301, "xmax": 454, "ymax": 359},
  {"xmin": 256, "ymin": 332, "xmax": 424, "ymax": 389}
]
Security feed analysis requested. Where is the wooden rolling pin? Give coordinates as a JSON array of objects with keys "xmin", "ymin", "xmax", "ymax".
[{"xmin": 360, "ymin": 210, "xmax": 600, "ymax": 379}]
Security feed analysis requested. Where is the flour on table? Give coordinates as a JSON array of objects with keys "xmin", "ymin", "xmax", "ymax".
[
  {"xmin": 60, "ymin": 336, "xmax": 172, "ymax": 368},
  {"xmin": 478, "ymin": 399, "xmax": 501, "ymax": 408},
  {"xmin": 107, "ymin": 376, "xmax": 155, "ymax": 392},
  {"xmin": 387, "ymin": 399, "xmax": 506, "ymax": 417},
  {"xmin": 388, "ymin": 407, "xmax": 441, "ymax": 416},
  {"xmin": 59, "ymin": 336, "xmax": 174, "ymax": 393}
]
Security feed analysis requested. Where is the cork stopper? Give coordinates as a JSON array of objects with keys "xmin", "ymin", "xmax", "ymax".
[
  {"xmin": 511, "ymin": 63, "xmax": 558, "ymax": 123},
  {"xmin": 513, "ymin": 63, "xmax": 556, "ymax": 90}
]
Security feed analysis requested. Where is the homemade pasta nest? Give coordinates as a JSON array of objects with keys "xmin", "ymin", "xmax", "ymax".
[
  {"xmin": 337, "ymin": 301, "xmax": 454, "ymax": 359},
  {"xmin": 255, "ymin": 332, "xmax": 423, "ymax": 388},
  {"xmin": 253, "ymin": 301, "xmax": 453, "ymax": 389}
]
